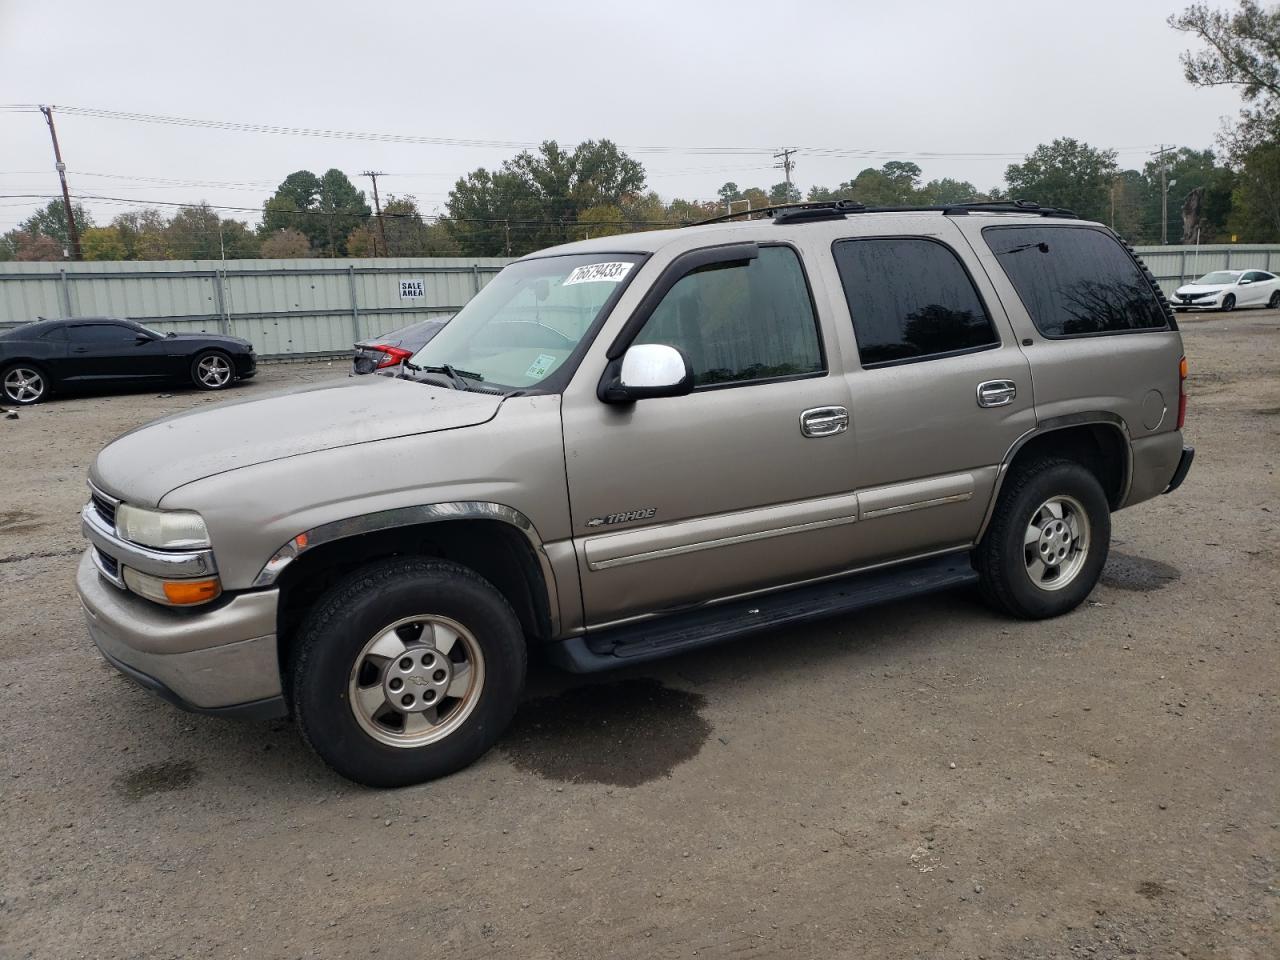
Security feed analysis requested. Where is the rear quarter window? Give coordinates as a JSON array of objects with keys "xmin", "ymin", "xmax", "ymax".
[{"xmin": 984, "ymin": 225, "xmax": 1169, "ymax": 338}]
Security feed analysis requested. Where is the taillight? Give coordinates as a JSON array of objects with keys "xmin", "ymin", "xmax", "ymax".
[
  {"xmin": 1176, "ymin": 355, "xmax": 1188, "ymax": 429},
  {"xmin": 371, "ymin": 345, "xmax": 413, "ymax": 369}
]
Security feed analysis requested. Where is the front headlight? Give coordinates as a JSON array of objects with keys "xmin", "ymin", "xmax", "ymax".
[{"xmin": 115, "ymin": 503, "xmax": 211, "ymax": 550}]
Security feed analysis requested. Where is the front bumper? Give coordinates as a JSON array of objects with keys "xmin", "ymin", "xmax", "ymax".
[{"xmin": 76, "ymin": 550, "xmax": 286, "ymax": 717}]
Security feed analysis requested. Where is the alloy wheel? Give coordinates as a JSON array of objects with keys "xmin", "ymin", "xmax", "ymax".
[
  {"xmin": 196, "ymin": 354, "xmax": 232, "ymax": 388},
  {"xmin": 1023, "ymin": 495, "xmax": 1091, "ymax": 592},
  {"xmin": 3, "ymin": 367, "xmax": 44, "ymax": 404},
  {"xmin": 347, "ymin": 614, "xmax": 485, "ymax": 748}
]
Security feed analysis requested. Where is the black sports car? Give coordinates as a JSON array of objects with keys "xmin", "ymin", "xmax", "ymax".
[
  {"xmin": 352, "ymin": 316, "xmax": 450, "ymax": 375},
  {"xmin": 0, "ymin": 316, "xmax": 256, "ymax": 405}
]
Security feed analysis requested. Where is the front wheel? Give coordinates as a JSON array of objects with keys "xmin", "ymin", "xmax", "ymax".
[
  {"xmin": 974, "ymin": 458, "xmax": 1111, "ymax": 619},
  {"xmin": 1268, "ymin": 290, "xmax": 1279, "ymax": 309},
  {"xmin": 291, "ymin": 558, "xmax": 527, "ymax": 787},
  {"xmin": 191, "ymin": 350, "xmax": 234, "ymax": 390},
  {"xmin": 1220, "ymin": 294, "xmax": 1236, "ymax": 312}
]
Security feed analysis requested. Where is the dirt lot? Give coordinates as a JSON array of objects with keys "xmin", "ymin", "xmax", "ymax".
[{"xmin": 1, "ymin": 317, "xmax": 1277, "ymax": 960}]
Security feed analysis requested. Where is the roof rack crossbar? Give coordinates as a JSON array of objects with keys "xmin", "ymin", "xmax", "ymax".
[{"xmin": 687, "ymin": 198, "xmax": 1078, "ymax": 227}]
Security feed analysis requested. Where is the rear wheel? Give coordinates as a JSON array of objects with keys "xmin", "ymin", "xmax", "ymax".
[
  {"xmin": 974, "ymin": 458, "xmax": 1110, "ymax": 619},
  {"xmin": 1268, "ymin": 290, "xmax": 1279, "ymax": 309},
  {"xmin": 191, "ymin": 350, "xmax": 233, "ymax": 390},
  {"xmin": 1, "ymin": 363, "xmax": 48, "ymax": 405},
  {"xmin": 291, "ymin": 557, "xmax": 526, "ymax": 787},
  {"xmin": 1220, "ymin": 294, "xmax": 1236, "ymax": 312}
]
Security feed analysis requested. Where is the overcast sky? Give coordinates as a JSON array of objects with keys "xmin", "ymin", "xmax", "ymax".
[{"xmin": 0, "ymin": 0, "xmax": 1247, "ymax": 233}]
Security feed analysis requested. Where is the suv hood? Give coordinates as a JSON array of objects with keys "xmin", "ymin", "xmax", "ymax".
[{"xmin": 91, "ymin": 376, "xmax": 502, "ymax": 505}]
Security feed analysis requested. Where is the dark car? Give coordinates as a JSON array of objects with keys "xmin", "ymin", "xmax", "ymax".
[
  {"xmin": 0, "ymin": 317, "xmax": 256, "ymax": 405},
  {"xmin": 352, "ymin": 316, "xmax": 450, "ymax": 375}
]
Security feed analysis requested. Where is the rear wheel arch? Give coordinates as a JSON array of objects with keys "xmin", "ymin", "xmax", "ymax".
[
  {"xmin": 977, "ymin": 417, "xmax": 1130, "ymax": 541},
  {"xmin": 273, "ymin": 515, "xmax": 555, "ymax": 690}
]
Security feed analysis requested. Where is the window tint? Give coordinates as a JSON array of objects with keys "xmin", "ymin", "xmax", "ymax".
[
  {"xmin": 69, "ymin": 323, "xmax": 134, "ymax": 344},
  {"xmin": 1242, "ymin": 271, "xmax": 1269, "ymax": 282},
  {"xmin": 832, "ymin": 237, "xmax": 998, "ymax": 366},
  {"xmin": 985, "ymin": 226, "xmax": 1168, "ymax": 337},
  {"xmin": 39, "ymin": 325, "xmax": 67, "ymax": 341},
  {"xmin": 633, "ymin": 245, "xmax": 823, "ymax": 387}
]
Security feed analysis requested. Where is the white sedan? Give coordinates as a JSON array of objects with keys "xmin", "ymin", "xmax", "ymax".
[{"xmin": 1172, "ymin": 269, "xmax": 1280, "ymax": 312}]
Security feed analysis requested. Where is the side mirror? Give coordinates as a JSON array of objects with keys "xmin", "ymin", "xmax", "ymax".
[
  {"xmin": 134, "ymin": 333, "xmax": 152, "ymax": 344},
  {"xmin": 1239, "ymin": 278, "xmax": 1252, "ymax": 285},
  {"xmin": 352, "ymin": 356, "xmax": 378, "ymax": 375},
  {"xmin": 599, "ymin": 343, "xmax": 694, "ymax": 403}
]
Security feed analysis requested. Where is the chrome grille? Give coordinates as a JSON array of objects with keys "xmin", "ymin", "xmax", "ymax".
[
  {"xmin": 95, "ymin": 547, "xmax": 119, "ymax": 578},
  {"xmin": 91, "ymin": 492, "xmax": 117, "ymax": 527}
]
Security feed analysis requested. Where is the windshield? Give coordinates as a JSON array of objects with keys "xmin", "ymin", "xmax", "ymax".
[
  {"xmin": 1195, "ymin": 271, "xmax": 1239, "ymax": 285},
  {"xmin": 409, "ymin": 254, "xmax": 642, "ymax": 389}
]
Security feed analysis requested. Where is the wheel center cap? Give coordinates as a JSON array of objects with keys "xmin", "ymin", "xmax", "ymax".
[{"xmin": 382, "ymin": 644, "xmax": 452, "ymax": 714}]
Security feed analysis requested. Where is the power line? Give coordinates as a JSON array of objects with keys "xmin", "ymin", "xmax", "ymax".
[{"xmin": 0, "ymin": 103, "xmax": 1161, "ymax": 161}]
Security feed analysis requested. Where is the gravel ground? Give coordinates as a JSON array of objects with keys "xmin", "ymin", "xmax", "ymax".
[{"xmin": 1, "ymin": 317, "xmax": 1276, "ymax": 960}]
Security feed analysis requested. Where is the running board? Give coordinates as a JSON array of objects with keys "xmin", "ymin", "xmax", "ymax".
[{"xmin": 548, "ymin": 551, "xmax": 978, "ymax": 673}]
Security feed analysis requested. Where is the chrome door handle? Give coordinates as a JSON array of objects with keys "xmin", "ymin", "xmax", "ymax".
[
  {"xmin": 800, "ymin": 406, "xmax": 849, "ymax": 438},
  {"xmin": 976, "ymin": 380, "xmax": 1016, "ymax": 408}
]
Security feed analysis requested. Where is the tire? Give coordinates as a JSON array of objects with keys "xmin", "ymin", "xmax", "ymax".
[
  {"xmin": 291, "ymin": 557, "xmax": 527, "ymax": 787},
  {"xmin": 974, "ymin": 458, "xmax": 1111, "ymax": 620},
  {"xmin": 1268, "ymin": 291, "xmax": 1279, "ymax": 309},
  {"xmin": 1220, "ymin": 294, "xmax": 1235, "ymax": 312},
  {"xmin": 191, "ymin": 350, "xmax": 234, "ymax": 390},
  {"xmin": 1, "ymin": 362, "xmax": 49, "ymax": 405}
]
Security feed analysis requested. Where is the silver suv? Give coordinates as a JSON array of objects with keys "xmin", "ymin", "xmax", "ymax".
[{"xmin": 77, "ymin": 201, "xmax": 1195, "ymax": 787}]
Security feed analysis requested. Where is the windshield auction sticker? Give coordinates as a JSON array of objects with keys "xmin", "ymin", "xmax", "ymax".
[{"xmin": 563, "ymin": 262, "xmax": 632, "ymax": 285}]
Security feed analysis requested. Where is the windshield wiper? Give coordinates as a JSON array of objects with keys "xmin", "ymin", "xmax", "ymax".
[{"xmin": 409, "ymin": 363, "xmax": 484, "ymax": 391}]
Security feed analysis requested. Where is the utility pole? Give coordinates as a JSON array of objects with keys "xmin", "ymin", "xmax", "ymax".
[
  {"xmin": 361, "ymin": 171, "xmax": 388, "ymax": 256},
  {"xmin": 40, "ymin": 106, "xmax": 82, "ymax": 260},
  {"xmin": 773, "ymin": 148, "xmax": 797, "ymax": 199},
  {"xmin": 1151, "ymin": 145, "xmax": 1175, "ymax": 245}
]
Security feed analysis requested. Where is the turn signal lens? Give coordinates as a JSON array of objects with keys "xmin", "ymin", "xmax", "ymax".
[
  {"xmin": 1179, "ymin": 356, "xmax": 1188, "ymax": 380},
  {"xmin": 162, "ymin": 579, "xmax": 222, "ymax": 605},
  {"xmin": 122, "ymin": 567, "xmax": 222, "ymax": 606}
]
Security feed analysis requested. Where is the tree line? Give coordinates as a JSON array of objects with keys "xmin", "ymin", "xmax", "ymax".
[{"xmin": 2, "ymin": 1, "xmax": 1276, "ymax": 262}]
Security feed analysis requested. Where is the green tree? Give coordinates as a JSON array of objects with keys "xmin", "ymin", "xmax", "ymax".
[
  {"xmin": 1004, "ymin": 138, "xmax": 1118, "ymax": 220},
  {"xmin": 1170, "ymin": 2, "xmax": 1280, "ymax": 239},
  {"xmin": 769, "ymin": 182, "xmax": 802, "ymax": 204},
  {"xmin": 81, "ymin": 226, "xmax": 128, "ymax": 261},
  {"xmin": 11, "ymin": 199, "xmax": 93, "ymax": 251},
  {"xmin": 717, "ymin": 182, "xmax": 744, "ymax": 204},
  {"xmin": 260, "ymin": 228, "xmax": 313, "ymax": 259},
  {"xmin": 446, "ymin": 140, "xmax": 646, "ymax": 255},
  {"xmin": 261, "ymin": 170, "xmax": 323, "ymax": 239},
  {"xmin": 111, "ymin": 209, "xmax": 170, "ymax": 260},
  {"xmin": 576, "ymin": 204, "xmax": 627, "ymax": 240},
  {"xmin": 258, "ymin": 229, "xmax": 311, "ymax": 259},
  {"xmin": 4, "ymin": 230, "xmax": 63, "ymax": 261},
  {"xmin": 1140, "ymin": 148, "xmax": 1235, "ymax": 243},
  {"xmin": 260, "ymin": 169, "xmax": 370, "ymax": 255},
  {"xmin": 1229, "ymin": 141, "xmax": 1280, "ymax": 240},
  {"xmin": 163, "ymin": 205, "xmax": 258, "ymax": 260},
  {"xmin": 315, "ymin": 169, "xmax": 371, "ymax": 256},
  {"xmin": 1170, "ymin": 1, "xmax": 1280, "ymax": 146},
  {"xmin": 917, "ymin": 178, "xmax": 981, "ymax": 205}
]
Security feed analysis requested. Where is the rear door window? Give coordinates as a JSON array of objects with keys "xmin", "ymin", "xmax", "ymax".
[
  {"xmin": 984, "ymin": 226, "xmax": 1168, "ymax": 337},
  {"xmin": 831, "ymin": 237, "xmax": 999, "ymax": 367}
]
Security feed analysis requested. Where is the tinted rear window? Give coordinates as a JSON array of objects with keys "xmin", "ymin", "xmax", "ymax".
[
  {"xmin": 984, "ymin": 226, "xmax": 1168, "ymax": 337},
  {"xmin": 832, "ymin": 237, "xmax": 998, "ymax": 367}
]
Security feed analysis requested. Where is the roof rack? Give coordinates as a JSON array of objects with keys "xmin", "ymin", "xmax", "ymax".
[{"xmin": 689, "ymin": 198, "xmax": 1078, "ymax": 227}]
